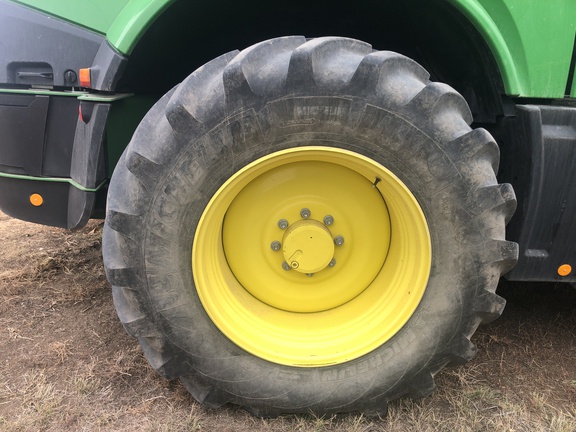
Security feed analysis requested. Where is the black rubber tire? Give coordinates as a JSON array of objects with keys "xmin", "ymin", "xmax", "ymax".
[{"xmin": 103, "ymin": 36, "xmax": 518, "ymax": 417}]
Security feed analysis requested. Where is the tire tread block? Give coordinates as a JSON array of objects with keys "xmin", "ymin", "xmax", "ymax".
[
  {"xmin": 347, "ymin": 51, "xmax": 429, "ymax": 104},
  {"xmin": 286, "ymin": 37, "xmax": 372, "ymax": 91},
  {"xmin": 166, "ymin": 50, "xmax": 239, "ymax": 131}
]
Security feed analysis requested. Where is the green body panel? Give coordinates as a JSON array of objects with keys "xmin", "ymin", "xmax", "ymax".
[
  {"xmin": 13, "ymin": 0, "xmax": 130, "ymax": 33},
  {"xmin": 448, "ymin": 0, "xmax": 576, "ymax": 97},
  {"xmin": 106, "ymin": 0, "xmax": 175, "ymax": 54},
  {"xmin": 13, "ymin": 0, "xmax": 174, "ymax": 52},
  {"xmin": 11, "ymin": 0, "xmax": 576, "ymax": 98}
]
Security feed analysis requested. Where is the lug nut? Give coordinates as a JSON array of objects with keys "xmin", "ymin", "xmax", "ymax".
[
  {"xmin": 282, "ymin": 261, "xmax": 291, "ymax": 271},
  {"xmin": 323, "ymin": 215, "xmax": 334, "ymax": 226},
  {"xmin": 305, "ymin": 273, "xmax": 314, "ymax": 277},
  {"xmin": 334, "ymin": 236, "xmax": 345, "ymax": 246},
  {"xmin": 278, "ymin": 219, "xmax": 289, "ymax": 230},
  {"xmin": 329, "ymin": 258, "xmax": 336, "ymax": 267},
  {"xmin": 270, "ymin": 241, "xmax": 281, "ymax": 252},
  {"xmin": 300, "ymin": 208, "xmax": 311, "ymax": 219}
]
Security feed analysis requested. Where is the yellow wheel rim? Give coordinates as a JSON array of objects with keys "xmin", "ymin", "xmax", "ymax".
[{"xmin": 193, "ymin": 147, "xmax": 431, "ymax": 367}]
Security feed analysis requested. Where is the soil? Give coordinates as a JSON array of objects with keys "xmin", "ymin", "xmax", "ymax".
[{"xmin": 1, "ymin": 210, "xmax": 575, "ymax": 431}]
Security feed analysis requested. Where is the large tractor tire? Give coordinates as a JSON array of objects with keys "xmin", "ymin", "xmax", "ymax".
[{"xmin": 103, "ymin": 36, "xmax": 517, "ymax": 417}]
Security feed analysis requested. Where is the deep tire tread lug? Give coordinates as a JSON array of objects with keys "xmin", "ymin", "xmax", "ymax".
[
  {"xmin": 446, "ymin": 128, "xmax": 501, "ymax": 174},
  {"xmin": 405, "ymin": 372, "xmax": 436, "ymax": 399},
  {"xmin": 347, "ymin": 51, "xmax": 429, "ymax": 103},
  {"xmin": 105, "ymin": 267, "xmax": 143, "ymax": 289},
  {"xmin": 105, "ymin": 209, "xmax": 142, "ymax": 239},
  {"xmin": 139, "ymin": 336, "xmax": 179, "ymax": 378},
  {"xmin": 181, "ymin": 375, "xmax": 229, "ymax": 409},
  {"xmin": 475, "ymin": 183, "xmax": 517, "ymax": 223},
  {"xmin": 111, "ymin": 286, "xmax": 149, "ymax": 335},
  {"xmin": 125, "ymin": 151, "xmax": 163, "ymax": 186},
  {"xmin": 165, "ymin": 50, "xmax": 239, "ymax": 129},
  {"xmin": 223, "ymin": 36, "xmax": 306, "ymax": 104},
  {"xmin": 474, "ymin": 290, "xmax": 506, "ymax": 324},
  {"xmin": 407, "ymin": 81, "xmax": 473, "ymax": 124},
  {"xmin": 448, "ymin": 336, "xmax": 478, "ymax": 366},
  {"xmin": 483, "ymin": 239, "xmax": 519, "ymax": 274},
  {"xmin": 286, "ymin": 37, "xmax": 372, "ymax": 91},
  {"xmin": 165, "ymin": 101, "xmax": 202, "ymax": 136}
]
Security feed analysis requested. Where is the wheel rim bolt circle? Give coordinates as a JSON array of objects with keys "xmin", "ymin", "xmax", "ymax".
[
  {"xmin": 276, "ymin": 214, "xmax": 342, "ymax": 272},
  {"xmin": 323, "ymin": 215, "xmax": 334, "ymax": 226}
]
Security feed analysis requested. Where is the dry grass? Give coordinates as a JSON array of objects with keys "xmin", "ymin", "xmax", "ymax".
[
  {"xmin": 1, "ymin": 211, "xmax": 575, "ymax": 431},
  {"xmin": 1, "ymin": 360, "xmax": 575, "ymax": 431}
]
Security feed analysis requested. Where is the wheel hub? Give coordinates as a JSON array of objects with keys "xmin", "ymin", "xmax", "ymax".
[{"xmin": 282, "ymin": 219, "xmax": 335, "ymax": 273}]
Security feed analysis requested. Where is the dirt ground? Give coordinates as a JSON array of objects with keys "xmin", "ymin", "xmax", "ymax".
[{"xmin": 1, "ymin": 210, "xmax": 575, "ymax": 431}]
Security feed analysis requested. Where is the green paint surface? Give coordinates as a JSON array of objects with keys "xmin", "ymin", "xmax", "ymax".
[
  {"xmin": 449, "ymin": 0, "xmax": 576, "ymax": 97},
  {"xmin": 13, "ymin": 0, "xmax": 130, "ymax": 33},
  {"xmin": 11, "ymin": 0, "xmax": 576, "ymax": 97}
]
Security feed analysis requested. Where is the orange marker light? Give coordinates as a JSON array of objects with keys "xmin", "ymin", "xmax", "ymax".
[
  {"xmin": 79, "ymin": 68, "xmax": 91, "ymax": 88},
  {"xmin": 558, "ymin": 264, "xmax": 572, "ymax": 277},
  {"xmin": 30, "ymin": 193, "xmax": 43, "ymax": 207}
]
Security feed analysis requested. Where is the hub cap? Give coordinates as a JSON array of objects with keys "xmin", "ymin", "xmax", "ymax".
[{"xmin": 282, "ymin": 220, "xmax": 335, "ymax": 274}]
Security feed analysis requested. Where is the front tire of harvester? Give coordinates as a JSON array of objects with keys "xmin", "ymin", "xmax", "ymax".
[{"xmin": 103, "ymin": 36, "xmax": 518, "ymax": 417}]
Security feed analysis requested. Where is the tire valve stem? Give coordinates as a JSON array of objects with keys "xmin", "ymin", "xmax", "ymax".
[
  {"xmin": 334, "ymin": 235, "xmax": 345, "ymax": 246},
  {"xmin": 373, "ymin": 177, "xmax": 382, "ymax": 188},
  {"xmin": 300, "ymin": 208, "xmax": 311, "ymax": 219},
  {"xmin": 282, "ymin": 261, "xmax": 291, "ymax": 271},
  {"xmin": 278, "ymin": 219, "xmax": 289, "ymax": 230},
  {"xmin": 270, "ymin": 241, "xmax": 281, "ymax": 252}
]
